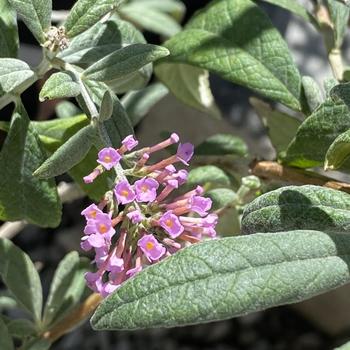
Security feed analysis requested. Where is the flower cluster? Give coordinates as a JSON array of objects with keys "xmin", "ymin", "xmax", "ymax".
[{"xmin": 81, "ymin": 133, "xmax": 218, "ymax": 297}]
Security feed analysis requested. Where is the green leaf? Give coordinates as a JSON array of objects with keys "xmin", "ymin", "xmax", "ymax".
[
  {"xmin": 283, "ymin": 99, "xmax": 350, "ymax": 168},
  {"xmin": 325, "ymin": 129, "xmax": 350, "ymax": 170},
  {"xmin": 324, "ymin": 77, "xmax": 338, "ymax": 97},
  {"xmin": 0, "ymin": 59, "xmax": 36, "ymax": 98},
  {"xmin": 34, "ymin": 124, "xmax": 95, "ymax": 179},
  {"xmin": 250, "ymin": 97, "xmax": 301, "ymax": 154},
  {"xmin": 121, "ymin": 82, "xmax": 169, "ymax": 126},
  {"xmin": 161, "ymin": 0, "xmax": 303, "ymax": 111},
  {"xmin": 0, "ymin": 317, "xmax": 14, "ymax": 350},
  {"xmin": 59, "ymin": 16, "xmax": 146, "ymax": 66},
  {"xmin": 21, "ymin": 338, "xmax": 51, "ymax": 350},
  {"xmin": 7, "ymin": 319, "xmax": 36, "ymax": 338},
  {"xmin": 205, "ymin": 188, "xmax": 238, "ymax": 210},
  {"xmin": 0, "ymin": 104, "xmax": 62, "ymax": 227},
  {"xmin": 336, "ymin": 341, "xmax": 350, "ymax": 350},
  {"xmin": 195, "ymin": 134, "xmax": 248, "ymax": 157},
  {"xmin": 64, "ymin": 0, "xmax": 124, "ymax": 38},
  {"xmin": 330, "ymin": 82, "xmax": 350, "ymax": 109},
  {"xmin": 8, "ymin": 0, "xmax": 51, "ymax": 44},
  {"xmin": 301, "ymin": 76, "xmax": 323, "ymax": 112},
  {"xmin": 91, "ymin": 229, "xmax": 350, "ymax": 330},
  {"xmin": 241, "ymin": 185, "xmax": 350, "ymax": 234},
  {"xmin": 43, "ymin": 251, "xmax": 80, "ymax": 326},
  {"xmin": 187, "ymin": 165, "xmax": 231, "ymax": 188},
  {"xmin": 326, "ymin": 0, "xmax": 350, "ymax": 48},
  {"xmin": 0, "ymin": 239, "xmax": 43, "ymax": 323},
  {"xmin": 99, "ymin": 90, "xmax": 113, "ymax": 122},
  {"xmin": 39, "ymin": 72, "xmax": 80, "ymax": 102},
  {"xmin": 83, "ymin": 44, "xmax": 169, "ymax": 83},
  {"xmin": 55, "ymin": 101, "xmax": 82, "ymax": 119},
  {"xmin": 119, "ymin": 3, "xmax": 182, "ymax": 37},
  {"xmin": 155, "ymin": 62, "xmax": 221, "ymax": 119},
  {"xmin": 0, "ymin": 293, "xmax": 18, "ymax": 310},
  {"xmin": 0, "ymin": 0, "xmax": 19, "ymax": 58}
]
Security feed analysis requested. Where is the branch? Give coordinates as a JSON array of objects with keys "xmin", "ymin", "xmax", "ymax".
[{"xmin": 250, "ymin": 160, "xmax": 350, "ymax": 193}]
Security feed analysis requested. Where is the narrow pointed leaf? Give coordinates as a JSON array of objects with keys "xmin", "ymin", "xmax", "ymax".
[
  {"xmin": 155, "ymin": 62, "xmax": 221, "ymax": 119},
  {"xmin": 55, "ymin": 101, "xmax": 82, "ymax": 119},
  {"xmin": 325, "ymin": 129, "xmax": 350, "ymax": 170},
  {"xmin": 39, "ymin": 72, "xmax": 80, "ymax": 102},
  {"xmin": 0, "ymin": 239, "xmax": 43, "ymax": 324},
  {"xmin": 7, "ymin": 319, "xmax": 36, "ymax": 338},
  {"xmin": 0, "ymin": 0, "xmax": 19, "ymax": 58},
  {"xmin": 99, "ymin": 90, "xmax": 113, "ymax": 122},
  {"xmin": 34, "ymin": 124, "xmax": 95, "ymax": 179},
  {"xmin": 8, "ymin": 0, "xmax": 51, "ymax": 44},
  {"xmin": 161, "ymin": 0, "xmax": 303, "ymax": 111},
  {"xmin": 91, "ymin": 230, "xmax": 350, "ymax": 330},
  {"xmin": 302, "ymin": 76, "xmax": 323, "ymax": 111},
  {"xmin": 0, "ymin": 104, "xmax": 61, "ymax": 227},
  {"xmin": 83, "ymin": 44, "xmax": 169, "ymax": 83},
  {"xmin": 65, "ymin": 0, "xmax": 124, "ymax": 38},
  {"xmin": 0, "ymin": 317, "xmax": 14, "ymax": 350}
]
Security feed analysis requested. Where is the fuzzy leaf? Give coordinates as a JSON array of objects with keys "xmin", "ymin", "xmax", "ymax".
[
  {"xmin": 99, "ymin": 90, "xmax": 113, "ymax": 122},
  {"xmin": 331, "ymin": 82, "xmax": 350, "ymax": 109},
  {"xmin": 155, "ymin": 62, "xmax": 220, "ymax": 119},
  {"xmin": 161, "ymin": 0, "xmax": 303, "ymax": 111},
  {"xmin": 21, "ymin": 339, "xmax": 51, "ymax": 350},
  {"xmin": 7, "ymin": 319, "xmax": 36, "ymax": 338},
  {"xmin": 205, "ymin": 188, "xmax": 238, "ymax": 210},
  {"xmin": 65, "ymin": 0, "xmax": 124, "ymax": 38},
  {"xmin": 0, "ymin": 59, "xmax": 36, "ymax": 98},
  {"xmin": 0, "ymin": 239, "xmax": 42, "ymax": 324},
  {"xmin": 92, "ymin": 230, "xmax": 350, "ymax": 330},
  {"xmin": 83, "ymin": 44, "xmax": 169, "ymax": 83},
  {"xmin": 336, "ymin": 341, "xmax": 350, "ymax": 350},
  {"xmin": 0, "ymin": 104, "xmax": 61, "ymax": 227},
  {"xmin": 195, "ymin": 134, "xmax": 248, "ymax": 157},
  {"xmin": 34, "ymin": 124, "xmax": 95, "ymax": 179},
  {"xmin": 39, "ymin": 72, "xmax": 80, "ymax": 102},
  {"xmin": 55, "ymin": 101, "xmax": 82, "ymax": 119},
  {"xmin": 0, "ymin": 317, "xmax": 14, "ymax": 350},
  {"xmin": 301, "ymin": 76, "xmax": 323, "ymax": 111},
  {"xmin": 187, "ymin": 165, "xmax": 231, "ymax": 188},
  {"xmin": 325, "ymin": 129, "xmax": 350, "ymax": 170},
  {"xmin": 283, "ymin": 98, "xmax": 350, "ymax": 168},
  {"xmin": 241, "ymin": 185, "xmax": 350, "ymax": 234},
  {"xmin": 121, "ymin": 82, "xmax": 169, "ymax": 126},
  {"xmin": 0, "ymin": 0, "xmax": 19, "ymax": 58},
  {"xmin": 8, "ymin": 0, "xmax": 51, "ymax": 44},
  {"xmin": 250, "ymin": 97, "xmax": 301, "ymax": 154}
]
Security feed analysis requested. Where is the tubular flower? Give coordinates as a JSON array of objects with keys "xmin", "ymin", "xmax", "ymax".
[{"xmin": 80, "ymin": 133, "xmax": 217, "ymax": 297}]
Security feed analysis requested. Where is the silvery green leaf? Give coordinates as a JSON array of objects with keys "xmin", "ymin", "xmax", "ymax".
[
  {"xmin": 7, "ymin": 319, "xmax": 36, "ymax": 338},
  {"xmin": 65, "ymin": 0, "xmax": 124, "ymax": 38},
  {"xmin": 8, "ymin": 0, "xmax": 51, "ymax": 44},
  {"xmin": 0, "ymin": 104, "xmax": 61, "ymax": 227},
  {"xmin": 187, "ymin": 165, "xmax": 231, "ymax": 188},
  {"xmin": 91, "ymin": 230, "xmax": 350, "ymax": 330},
  {"xmin": 39, "ymin": 72, "xmax": 80, "ymax": 102},
  {"xmin": 99, "ymin": 90, "xmax": 113, "ymax": 122},
  {"xmin": 331, "ymin": 82, "xmax": 350, "ymax": 110},
  {"xmin": 0, "ymin": 317, "xmax": 14, "ymax": 350},
  {"xmin": 83, "ymin": 44, "xmax": 169, "ymax": 83},
  {"xmin": 336, "ymin": 341, "xmax": 350, "ymax": 350},
  {"xmin": 205, "ymin": 188, "xmax": 238, "ymax": 210},
  {"xmin": 325, "ymin": 129, "xmax": 350, "ymax": 170},
  {"xmin": 119, "ymin": 3, "xmax": 181, "ymax": 37},
  {"xmin": 302, "ymin": 76, "xmax": 323, "ymax": 111},
  {"xmin": 0, "ymin": 59, "xmax": 36, "ymax": 98},
  {"xmin": 121, "ymin": 82, "xmax": 169, "ymax": 126},
  {"xmin": 21, "ymin": 338, "xmax": 51, "ymax": 350},
  {"xmin": 0, "ymin": 239, "xmax": 42, "ymax": 324},
  {"xmin": 155, "ymin": 62, "xmax": 221, "ymax": 119},
  {"xmin": 162, "ymin": 0, "xmax": 303, "ymax": 111},
  {"xmin": 0, "ymin": 0, "xmax": 19, "ymax": 58},
  {"xmin": 34, "ymin": 125, "xmax": 95, "ymax": 179},
  {"xmin": 55, "ymin": 101, "xmax": 82, "ymax": 119}
]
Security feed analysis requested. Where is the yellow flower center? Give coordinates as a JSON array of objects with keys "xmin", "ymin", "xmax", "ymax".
[
  {"xmin": 104, "ymin": 155, "xmax": 112, "ymax": 163},
  {"xmin": 98, "ymin": 223, "xmax": 108, "ymax": 234},
  {"xmin": 165, "ymin": 219, "xmax": 173, "ymax": 228},
  {"xmin": 88, "ymin": 210, "xmax": 97, "ymax": 219},
  {"xmin": 146, "ymin": 242, "xmax": 154, "ymax": 250},
  {"xmin": 121, "ymin": 190, "xmax": 129, "ymax": 197},
  {"xmin": 141, "ymin": 184, "xmax": 149, "ymax": 192}
]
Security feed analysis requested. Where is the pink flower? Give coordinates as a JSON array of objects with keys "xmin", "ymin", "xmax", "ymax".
[
  {"xmin": 86, "ymin": 233, "xmax": 106, "ymax": 248},
  {"xmin": 80, "ymin": 236, "xmax": 92, "ymax": 251},
  {"xmin": 174, "ymin": 169, "xmax": 188, "ymax": 185},
  {"xmin": 148, "ymin": 133, "xmax": 179, "ymax": 154},
  {"xmin": 106, "ymin": 254, "xmax": 124, "ymax": 273},
  {"xmin": 94, "ymin": 247, "xmax": 109, "ymax": 268},
  {"xmin": 126, "ymin": 266, "xmax": 142, "ymax": 277},
  {"xmin": 159, "ymin": 211, "xmax": 184, "ymax": 238},
  {"xmin": 81, "ymin": 204, "xmax": 102, "ymax": 220},
  {"xmin": 122, "ymin": 135, "xmax": 138, "ymax": 151},
  {"xmin": 176, "ymin": 143, "xmax": 194, "ymax": 165},
  {"xmin": 101, "ymin": 281, "xmax": 120, "ymax": 297},
  {"xmin": 97, "ymin": 147, "xmax": 121, "ymax": 170},
  {"xmin": 85, "ymin": 272, "xmax": 103, "ymax": 293},
  {"xmin": 127, "ymin": 209, "xmax": 143, "ymax": 223},
  {"xmin": 114, "ymin": 180, "xmax": 136, "ymax": 204},
  {"xmin": 137, "ymin": 234, "xmax": 166, "ymax": 261},
  {"xmin": 84, "ymin": 213, "xmax": 115, "ymax": 240},
  {"xmin": 134, "ymin": 177, "xmax": 159, "ymax": 202},
  {"xmin": 83, "ymin": 168, "xmax": 101, "ymax": 184},
  {"xmin": 190, "ymin": 196, "xmax": 212, "ymax": 217}
]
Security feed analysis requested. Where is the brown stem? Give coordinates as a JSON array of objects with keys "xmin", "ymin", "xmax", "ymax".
[
  {"xmin": 42, "ymin": 293, "xmax": 103, "ymax": 342},
  {"xmin": 250, "ymin": 160, "xmax": 350, "ymax": 193}
]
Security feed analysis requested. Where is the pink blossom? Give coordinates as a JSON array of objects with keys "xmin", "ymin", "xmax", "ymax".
[
  {"xmin": 114, "ymin": 180, "xmax": 136, "ymax": 204},
  {"xmin": 101, "ymin": 281, "xmax": 120, "ymax": 297},
  {"xmin": 83, "ymin": 168, "xmax": 101, "ymax": 184},
  {"xmin": 134, "ymin": 177, "xmax": 159, "ymax": 202},
  {"xmin": 126, "ymin": 266, "xmax": 142, "ymax": 277},
  {"xmin": 84, "ymin": 213, "xmax": 115, "ymax": 240},
  {"xmin": 106, "ymin": 254, "xmax": 124, "ymax": 273},
  {"xmin": 176, "ymin": 143, "xmax": 194, "ymax": 165},
  {"xmin": 97, "ymin": 147, "xmax": 121, "ymax": 170},
  {"xmin": 80, "ymin": 236, "xmax": 92, "ymax": 251},
  {"xmin": 137, "ymin": 234, "xmax": 166, "ymax": 261},
  {"xmin": 190, "ymin": 196, "xmax": 212, "ymax": 217},
  {"xmin": 159, "ymin": 211, "xmax": 184, "ymax": 238},
  {"xmin": 148, "ymin": 133, "xmax": 179, "ymax": 154},
  {"xmin": 122, "ymin": 135, "xmax": 138, "ymax": 151},
  {"xmin": 94, "ymin": 247, "xmax": 109, "ymax": 268},
  {"xmin": 81, "ymin": 204, "xmax": 102, "ymax": 221},
  {"xmin": 85, "ymin": 272, "xmax": 103, "ymax": 293},
  {"xmin": 127, "ymin": 209, "xmax": 143, "ymax": 223}
]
